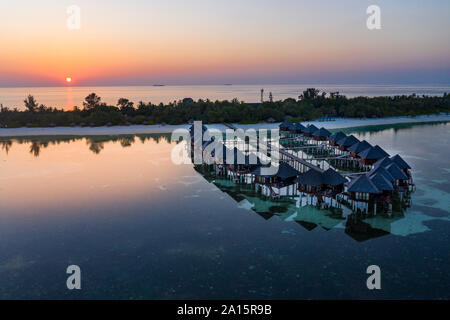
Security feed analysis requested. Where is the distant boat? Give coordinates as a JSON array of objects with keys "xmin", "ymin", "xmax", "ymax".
[
  {"xmin": 152, "ymin": 84, "xmax": 165, "ymax": 87},
  {"xmin": 224, "ymin": 84, "xmax": 232, "ymax": 86}
]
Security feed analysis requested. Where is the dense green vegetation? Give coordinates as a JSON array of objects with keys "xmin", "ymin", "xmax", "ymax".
[{"xmin": 0, "ymin": 89, "xmax": 449, "ymax": 128}]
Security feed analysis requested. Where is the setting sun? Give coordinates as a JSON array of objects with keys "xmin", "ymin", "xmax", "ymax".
[{"xmin": 65, "ymin": 77, "xmax": 72, "ymax": 83}]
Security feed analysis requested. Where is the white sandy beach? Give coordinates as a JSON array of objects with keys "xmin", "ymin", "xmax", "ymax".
[{"xmin": 0, "ymin": 114, "xmax": 449, "ymax": 137}]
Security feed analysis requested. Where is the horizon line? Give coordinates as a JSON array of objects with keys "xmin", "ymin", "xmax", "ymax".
[{"xmin": 1, "ymin": 83, "xmax": 450, "ymax": 89}]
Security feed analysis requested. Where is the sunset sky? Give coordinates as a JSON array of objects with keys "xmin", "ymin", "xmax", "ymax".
[{"xmin": 1, "ymin": 0, "xmax": 449, "ymax": 87}]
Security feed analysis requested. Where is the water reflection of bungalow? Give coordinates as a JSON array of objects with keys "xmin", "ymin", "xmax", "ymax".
[
  {"xmin": 281, "ymin": 206, "xmax": 344, "ymax": 231},
  {"xmin": 195, "ymin": 170, "xmax": 411, "ymax": 243},
  {"xmin": 328, "ymin": 131, "xmax": 346, "ymax": 146},
  {"xmin": 357, "ymin": 145, "xmax": 389, "ymax": 165},
  {"xmin": 345, "ymin": 215, "xmax": 390, "ymax": 242},
  {"xmin": 336, "ymin": 135, "xmax": 359, "ymax": 151},
  {"xmin": 303, "ymin": 124, "xmax": 320, "ymax": 137},
  {"xmin": 347, "ymin": 140, "xmax": 372, "ymax": 158},
  {"xmin": 312, "ymin": 127, "xmax": 332, "ymax": 141}
]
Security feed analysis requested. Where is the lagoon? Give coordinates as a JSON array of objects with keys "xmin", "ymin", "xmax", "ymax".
[{"xmin": 0, "ymin": 122, "xmax": 449, "ymax": 299}]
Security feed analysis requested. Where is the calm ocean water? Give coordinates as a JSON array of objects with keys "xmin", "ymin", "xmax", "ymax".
[
  {"xmin": 1, "ymin": 84, "xmax": 450, "ymax": 110},
  {"xmin": 0, "ymin": 122, "xmax": 449, "ymax": 299}
]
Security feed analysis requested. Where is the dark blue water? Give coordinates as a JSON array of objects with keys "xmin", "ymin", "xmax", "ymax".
[{"xmin": 0, "ymin": 122, "xmax": 449, "ymax": 299}]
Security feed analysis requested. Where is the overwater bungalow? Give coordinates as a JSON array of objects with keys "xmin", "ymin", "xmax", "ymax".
[
  {"xmin": 369, "ymin": 172, "xmax": 394, "ymax": 193},
  {"xmin": 363, "ymin": 172, "xmax": 395, "ymax": 213},
  {"xmin": 347, "ymin": 140, "xmax": 372, "ymax": 158},
  {"xmin": 328, "ymin": 131, "xmax": 346, "ymax": 146},
  {"xmin": 358, "ymin": 145, "xmax": 389, "ymax": 165},
  {"xmin": 322, "ymin": 168, "xmax": 348, "ymax": 195},
  {"xmin": 373, "ymin": 156, "xmax": 393, "ymax": 169},
  {"xmin": 296, "ymin": 169, "xmax": 323, "ymax": 195},
  {"xmin": 347, "ymin": 174, "xmax": 380, "ymax": 202},
  {"xmin": 252, "ymin": 162, "xmax": 300, "ymax": 189},
  {"xmin": 372, "ymin": 154, "xmax": 412, "ymax": 186},
  {"xmin": 303, "ymin": 124, "xmax": 320, "ymax": 137},
  {"xmin": 385, "ymin": 163, "xmax": 409, "ymax": 188},
  {"xmin": 391, "ymin": 154, "xmax": 412, "ymax": 177},
  {"xmin": 312, "ymin": 127, "xmax": 332, "ymax": 141},
  {"xmin": 208, "ymin": 145, "xmax": 262, "ymax": 183},
  {"xmin": 279, "ymin": 120, "xmax": 293, "ymax": 131},
  {"xmin": 336, "ymin": 135, "xmax": 360, "ymax": 151},
  {"xmin": 369, "ymin": 166, "xmax": 395, "ymax": 184},
  {"xmin": 297, "ymin": 168, "xmax": 346, "ymax": 197},
  {"xmin": 291, "ymin": 123, "xmax": 306, "ymax": 135}
]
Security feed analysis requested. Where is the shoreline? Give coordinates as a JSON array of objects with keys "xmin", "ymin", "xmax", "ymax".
[{"xmin": 0, "ymin": 114, "xmax": 449, "ymax": 137}]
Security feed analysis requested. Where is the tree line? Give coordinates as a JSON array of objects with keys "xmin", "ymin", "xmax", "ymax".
[{"xmin": 0, "ymin": 89, "xmax": 449, "ymax": 128}]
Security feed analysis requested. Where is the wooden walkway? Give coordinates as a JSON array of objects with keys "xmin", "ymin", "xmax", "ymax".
[{"xmin": 220, "ymin": 123, "xmax": 324, "ymax": 173}]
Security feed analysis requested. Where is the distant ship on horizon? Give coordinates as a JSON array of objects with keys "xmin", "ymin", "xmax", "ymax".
[{"xmin": 152, "ymin": 84, "xmax": 166, "ymax": 87}]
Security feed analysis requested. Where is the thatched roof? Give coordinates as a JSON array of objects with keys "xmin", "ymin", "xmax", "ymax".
[
  {"xmin": 373, "ymin": 156, "xmax": 393, "ymax": 169},
  {"xmin": 358, "ymin": 145, "xmax": 389, "ymax": 160},
  {"xmin": 296, "ymin": 169, "xmax": 323, "ymax": 186},
  {"xmin": 369, "ymin": 172, "xmax": 394, "ymax": 191},
  {"xmin": 347, "ymin": 140, "xmax": 372, "ymax": 154},
  {"xmin": 252, "ymin": 162, "xmax": 299, "ymax": 179},
  {"xmin": 385, "ymin": 163, "xmax": 408, "ymax": 180},
  {"xmin": 372, "ymin": 145, "xmax": 390, "ymax": 158},
  {"xmin": 279, "ymin": 120, "xmax": 292, "ymax": 128},
  {"xmin": 337, "ymin": 135, "xmax": 360, "ymax": 147},
  {"xmin": 322, "ymin": 168, "xmax": 347, "ymax": 186},
  {"xmin": 369, "ymin": 166, "xmax": 395, "ymax": 182},
  {"xmin": 287, "ymin": 122, "xmax": 297, "ymax": 130},
  {"xmin": 391, "ymin": 154, "xmax": 411, "ymax": 170},
  {"xmin": 210, "ymin": 145, "xmax": 259, "ymax": 166},
  {"xmin": 328, "ymin": 131, "xmax": 346, "ymax": 143},
  {"xmin": 348, "ymin": 175, "xmax": 380, "ymax": 194},
  {"xmin": 293, "ymin": 123, "xmax": 306, "ymax": 132},
  {"xmin": 303, "ymin": 124, "xmax": 320, "ymax": 134},
  {"xmin": 312, "ymin": 127, "xmax": 332, "ymax": 137},
  {"xmin": 296, "ymin": 168, "xmax": 346, "ymax": 186}
]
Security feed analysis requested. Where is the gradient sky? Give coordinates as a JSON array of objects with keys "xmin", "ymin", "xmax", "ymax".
[{"xmin": 0, "ymin": 0, "xmax": 449, "ymax": 87}]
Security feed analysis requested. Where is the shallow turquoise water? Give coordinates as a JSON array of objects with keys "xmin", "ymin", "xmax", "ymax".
[{"xmin": 0, "ymin": 122, "xmax": 449, "ymax": 299}]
